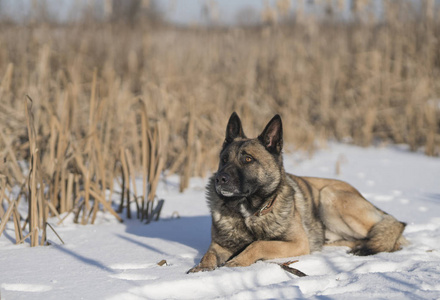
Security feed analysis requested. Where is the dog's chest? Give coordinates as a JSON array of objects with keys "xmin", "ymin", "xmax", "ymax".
[
  {"xmin": 211, "ymin": 200, "xmax": 292, "ymax": 251},
  {"xmin": 244, "ymin": 214, "xmax": 289, "ymax": 240},
  {"xmin": 238, "ymin": 200, "xmax": 291, "ymax": 240},
  {"xmin": 212, "ymin": 210, "xmax": 254, "ymax": 250}
]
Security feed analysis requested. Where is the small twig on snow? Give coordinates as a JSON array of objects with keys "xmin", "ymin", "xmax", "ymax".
[{"xmin": 277, "ymin": 260, "xmax": 307, "ymax": 277}]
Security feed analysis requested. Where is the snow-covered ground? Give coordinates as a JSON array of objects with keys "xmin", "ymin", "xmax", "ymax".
[{"xmin": 1, "ymin": 143, "xmax": 440, "ymax": 299}]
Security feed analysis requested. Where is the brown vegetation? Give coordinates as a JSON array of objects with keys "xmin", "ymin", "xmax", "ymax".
[{"xmin": 0, "ymin": 2, "xmax": 439, "ymax": 245}]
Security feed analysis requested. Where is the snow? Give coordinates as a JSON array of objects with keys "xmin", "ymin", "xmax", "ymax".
[{"xmin": 1, "ymin": 143, "xmax": 440, "ymax": 300}]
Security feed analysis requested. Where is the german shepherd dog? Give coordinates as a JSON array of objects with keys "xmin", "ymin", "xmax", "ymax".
[{"xmin": 188, "ymin": 113, "xmax": 407, "ymax": 273}]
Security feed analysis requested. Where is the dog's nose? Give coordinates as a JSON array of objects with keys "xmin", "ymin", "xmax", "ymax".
[{"xmin": 215, "ymin": 172, "xmax": 230, "ymax": 184}]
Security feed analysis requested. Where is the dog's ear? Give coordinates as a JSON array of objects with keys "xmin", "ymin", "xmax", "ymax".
[
  {"xmin": 258, "ymin": 115, "xmax": 283, "ymax": 154},
  {"xmin": 224, "ymin": 112, "xmax": 246, "ymax": 144}
]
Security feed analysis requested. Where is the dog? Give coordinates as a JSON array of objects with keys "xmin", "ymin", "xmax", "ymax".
[{"xmin": 188, "ymin": 112, "xmax": 407, "ymax": 273}]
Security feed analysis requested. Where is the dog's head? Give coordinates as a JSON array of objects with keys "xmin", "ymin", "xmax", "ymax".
[{"xmin": 214, "ymin": 112, "xmax": 284, "ymax": 201}]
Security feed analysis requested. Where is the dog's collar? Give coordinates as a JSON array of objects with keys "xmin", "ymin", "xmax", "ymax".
[{"xmin": 254, "ymin": 195, "xmax": 277, "ymax": 217}]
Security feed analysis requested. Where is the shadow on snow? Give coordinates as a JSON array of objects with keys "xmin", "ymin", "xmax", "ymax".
[{"xmin": 121, "ymin": 215, "xmax": 212, "ymax": 258}]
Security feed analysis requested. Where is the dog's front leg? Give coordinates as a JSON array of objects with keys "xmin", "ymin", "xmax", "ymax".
[
  {"xmin": 225, "ymin": 240, "xmax": 309, "ymax": 268},
  {"xmin": 187, "ymin": 241, "xmax": 234, "ymax": 273}
]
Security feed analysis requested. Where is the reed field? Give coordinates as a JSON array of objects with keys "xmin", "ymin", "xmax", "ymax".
[{"xmin": 0, "ymin": 1, "xmax": 439, "ymax": 245}]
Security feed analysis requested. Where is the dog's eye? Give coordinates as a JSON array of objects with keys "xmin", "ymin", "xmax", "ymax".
[
  {"xmin": 222, "ymin": 155, "xmax": 228, "ymax": 163},
  {"xmin": 244, "ymin": 155, "xmax": 253, "ymax": 163}
]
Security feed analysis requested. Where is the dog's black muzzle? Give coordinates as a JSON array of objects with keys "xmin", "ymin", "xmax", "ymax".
[
  {"xmin": 215, "ymin": 169, "xmax": 244, "ymax": 198},
  {"xmin": 215, "ymin": 172, "xmax": 230, "ymax": 185}
]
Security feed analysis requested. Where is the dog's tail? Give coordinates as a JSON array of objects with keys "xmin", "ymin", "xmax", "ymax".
[{"xmin": 352, "ymin": 214, "xmax": 408, "ymax": 256}]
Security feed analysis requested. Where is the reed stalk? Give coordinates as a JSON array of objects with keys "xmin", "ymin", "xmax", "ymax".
[{"xmin": 0, "ymin": 2, "xmax": 439, "ymax": 245}]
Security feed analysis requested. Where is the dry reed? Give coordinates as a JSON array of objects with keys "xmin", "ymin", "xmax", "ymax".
[{"xmin": 0, "ymin": 1, "xmax": 439, "ymax": 245}]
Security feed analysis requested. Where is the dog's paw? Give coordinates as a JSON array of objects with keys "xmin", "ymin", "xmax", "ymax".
[
  {"xmin": 224, "ymin": 260, "xmax": 240, "ymax": 268},
  {"xmin": 186, "ymin": 265, "xmax": 216, "ymax": 274},
  {"xmin": 224, "ymin": 257, "xmax": 251, "ymax": 268},
  {"xmin": 349, "ymin": 244, "xmax": 377, "ymax": 256}
]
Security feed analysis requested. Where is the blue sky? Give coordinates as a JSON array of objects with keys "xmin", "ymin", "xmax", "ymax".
[
  {"xmin": 0, "ymin": 0, "xmax": 419, "ymax": 25},
  {"xmin": 164, "ymin": 0, "xmax": 266, "ymax": 24},
  {"xmin": 0, "ymin": 0, "xmax": 332, "ymax": 24},
  {"xmin": 0, "ymin": 0, "xmax": 269, "ymax": 23}
]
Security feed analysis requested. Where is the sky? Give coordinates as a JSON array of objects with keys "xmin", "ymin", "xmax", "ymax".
[
  {"xmin": 0, "ymin": 0, "xmax": 360, "ymax": 25},
  {"xmin": 0, "ymin": 0, "xmax": 433, "ymax": 25},
  {"xmin": 0, "ymin": 0, "xmax": 263, "ymax": 23},
  {"xmin": 164, "ymin": 0, "xmax": 266, "ymax": 25}
]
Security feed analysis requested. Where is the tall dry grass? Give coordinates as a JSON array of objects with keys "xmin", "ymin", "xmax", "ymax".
[{"xmin": 0, "ymin": 2, "xmax": 439, "ymax": 245}]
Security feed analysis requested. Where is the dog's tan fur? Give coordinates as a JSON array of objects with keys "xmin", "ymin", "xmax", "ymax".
[{"xmin": 188, "ymin": 113, "xmax": 407, "ymax": 273}]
